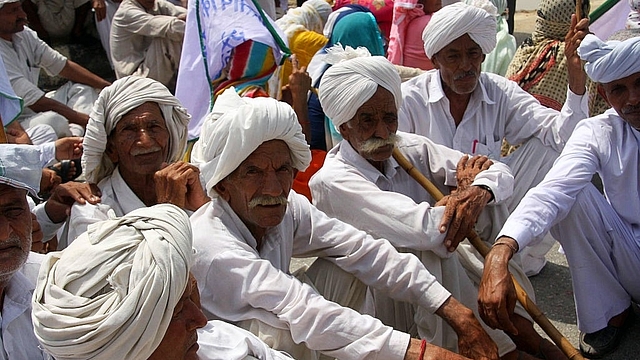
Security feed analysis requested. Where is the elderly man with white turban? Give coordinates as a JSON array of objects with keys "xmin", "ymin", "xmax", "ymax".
[
  {"xmin": 190, "ymin": 87, "xmax": 488, "ymax": 360},
  {"xmin": 45, "ymin": 76, "xmax": 208, "ymax": 249},
  {"xmin": 32, "ymin": 204, "xmax": 293, "ymax": 360},
  {"xmin": 309, "ymin": 54, "xmax": 566, "ymax": 360},
  {"xmin": 398, "ymin": 1, "xmax": 590, "ymax": 276},
  {"xmin": 479, "ymin": 35, "xmax": 640, "ymax": 359},
  {"xmin": 0, "ymin": 144, "xmax": 48, "ymax": 359}
]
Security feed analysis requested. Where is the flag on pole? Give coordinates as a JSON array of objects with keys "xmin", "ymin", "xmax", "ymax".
[
  {"xmin": 589, "ymin": 0, "xmax": 631, "ymax": 41},
  {"xmin": 176, "ymin": 0, "xmax": 290, "ymax": 140}
]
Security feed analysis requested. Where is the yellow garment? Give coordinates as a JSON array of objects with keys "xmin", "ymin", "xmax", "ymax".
[{"xmin": 280, "ymin": 30, "xmax": 328, "ymax": 93}]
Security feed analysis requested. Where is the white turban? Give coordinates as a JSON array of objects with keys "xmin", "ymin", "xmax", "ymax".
[
  {"xmin": 422, "ymin": 2, "xmax": 497, "ymax": 59},
  {"xmin": 32, "ymin": 204, "xmax": 193, "ymax": 360},
  {"xmin": 191, "ymin": 88, "xmax": 311, "ymax": 197},
  {"xmin": 578, "ymin": 34, "xmax": 640, "ymax": 84},
  {"xmin": 318, "ymin": 55, "xmax": 402, "ymax": 128},
  {"xmin": 82, "ymin": 76, "xmax": 190, "ymax": 184},
  {"xmin": 0, "ymin": 144, "xmax": 41, "ymax": 197},
  {"xmin": 0, "ymin": 0, "xmax": 19, "ymax": 8},
  {"xmin": 276, "ymin": 0, "xmax": 332, "ymax": 39}
]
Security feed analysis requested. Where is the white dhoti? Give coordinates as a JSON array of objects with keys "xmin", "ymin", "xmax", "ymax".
[
  {"xmin": 551, "ymin": 184, "xmax": 640, "ymax": 333},
  {"xmin": 95, "ymin": 0, "xmax": 120, "ymax": 68},
  {"xmin": 504, "ymin": 137, "xmax": 562, "ymax": 276}
]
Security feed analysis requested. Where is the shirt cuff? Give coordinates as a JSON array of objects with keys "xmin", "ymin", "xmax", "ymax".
[
  {"xmin": 384, "ymin": 331, "xmax": 412, "ymax": 360},
  {"xmin": 497, "ymin": 219, "xmax": 538, "ymax": 252}
]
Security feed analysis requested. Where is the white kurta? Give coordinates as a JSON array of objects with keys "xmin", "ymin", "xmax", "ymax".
[
  {"xmin": 191, "ymin": 192, "xmax": 455, "ymax": 360},
  {"xmin": 399, "ymin": 69, "xmax": 590, "ymax": 275},
  {"xmin": 1, "ymin": 271, "xmax": 47, "ymax": 359},
  {"xmin": 309, "ymin": 133, "xmax": 518, "ymax": 354},
  {"xmin": 0, "ymin": 27, "xmax": 99, "ymax": 137},
  {"xmin": 31, "ymin": 0, "xmax": 91, "ymax": 38},
  {"xmin": 110, "ymin": 0, "xmax": 186, "ymax": 86},
  {"xmin": 499, "ymin": 110, "xmax": 640, "ymax": 333}
]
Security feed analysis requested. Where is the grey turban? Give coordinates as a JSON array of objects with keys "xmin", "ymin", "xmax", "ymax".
[
  {"xmin": 318, "ymin": 56, "xmax": 402, "ymax": 128},
  {"xmin": 422, "ymin": 2, "xmax": 497, "ymax": 59},
  {"xmin": 191, "ymin": 88, "xmax": 311, "ymax": 198},
  {"xmin": 578, "ymin": 34, "xmax": 640, "ymax": 84},
  {"xmin": 32, "ymin": 204, "xmax": 193, "ymax": 360},
  {"xmin": 82, "ymin": 76, "xmax": 190, "ymax": 184},
  {"xmin": 0, "ymin": 144, "xmax": 41, "ymax": 197}
]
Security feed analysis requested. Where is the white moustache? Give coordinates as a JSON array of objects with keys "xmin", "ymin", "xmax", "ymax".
[
  {"xmin": 248, "ymin": 195, "xmax": 289, "ymax": 208},
  {"xmin": 130, "ymin": 146, "xmax": 162, "ymax": 156}
]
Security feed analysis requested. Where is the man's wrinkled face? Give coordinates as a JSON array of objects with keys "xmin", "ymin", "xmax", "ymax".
[
  {"xmin": 339, "ymin": 86, "xmax": 399, "ymax": 163},
  {"xmin": 0, "ymin": 184, "xmax": 31, "ymax": 282},
  {"xmin": 215, "ymin": 140, "xmax": 295, "ymax": 239},
  {"xmin": 601, "ymin": 71, "xmax": 640, "ymax": 131},
  {"xmin": 431, "ymin": 34, "xmax": 485, "ymax": 95},
  {"xmin": 106, "ymin": 102, "xmax": 170, "ymax": 178},
  {"xmin": 0, "ymin": 2, "xmax": 28, "ymax": 39},
  {"xmin": 148, "ymin": 274, "xmax": 207, "ymax": 360}
]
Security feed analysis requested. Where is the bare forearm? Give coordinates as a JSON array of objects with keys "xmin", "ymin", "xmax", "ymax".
[
  {"xmin": 58, "ymin": 60, "xmax": 111, "ymax": 90},
  {"xmin": 29, "ymin": 97, "xmax": 88, "ymax": 127}
]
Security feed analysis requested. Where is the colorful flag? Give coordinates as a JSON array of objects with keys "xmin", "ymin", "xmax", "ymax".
[{"xmin": 176, "ymin": 0, "xmax": 289, "ymax": 140}]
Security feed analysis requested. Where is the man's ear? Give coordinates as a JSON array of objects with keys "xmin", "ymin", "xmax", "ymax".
[
  {"xmin": 430, "ymin": 54, "xmax": 440, "ymax": 69},
  {"xmin": 339, "ymin": 123, "xmax": 350, "ymax": 141},
  {"xmin": 214, "ymin": 181, "xmax": 230, "ymax": 201},
  {"xmin": 481, "ymin": 53, "xmax": 486, "ymax": 63},
  {"xmin": 105, "ymin": 139, "xmax": 118, "ymax": 164}
]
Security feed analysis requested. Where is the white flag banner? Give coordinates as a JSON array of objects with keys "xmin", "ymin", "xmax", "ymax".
[
  {"xmin": 176, "ymin": 0, "xmax": 289, "ymax": 140},
  {"xmin": 590, "ymin": 0, "xmax": 631, "ymax": 42}
]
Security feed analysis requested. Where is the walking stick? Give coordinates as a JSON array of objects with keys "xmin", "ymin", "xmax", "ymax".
[{"xmin": 392, "ymin": 148, "xmax": 585, "ymax": 360}]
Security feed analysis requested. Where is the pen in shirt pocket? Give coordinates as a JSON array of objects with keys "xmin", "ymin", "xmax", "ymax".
[{"xmin": 472, "ymin": 139, "xmax": 479, "ymax": 154}]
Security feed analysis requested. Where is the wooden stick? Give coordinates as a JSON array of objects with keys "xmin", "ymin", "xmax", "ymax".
[
  {"xmin": 392, "ymin": 148, "xmax": 585, "ymax": 360},
  {"xmin": 576, "ymin": 0, "xmax": 583, "ymax": 19}
]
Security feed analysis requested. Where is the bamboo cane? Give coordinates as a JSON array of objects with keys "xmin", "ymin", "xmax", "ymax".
[
  {"xmin": 576, "ymin": 0, "xmax": 583, "ymax": 19},
  {"xmin": 392, "ymin": 148, "xmax": 585, "ymax": 360}
]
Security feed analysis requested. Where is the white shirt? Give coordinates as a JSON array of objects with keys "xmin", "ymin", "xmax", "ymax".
[
  {"xmin": 1, "ymin": 270, "xmax": 47, "ymax": 359},
  {"xmin": 398, "ymin": 70, "xmax": 589, "ymax": 157},
  {"xmin": 500, "ymin": 110, "xmax": 640, "ymax": 249},
  {"xmin": 191, "ymin": 192, "xmax": 452, "ymax": 360},
  {"xmin": 65, "ymin": 167, "xmax": 145, "ymax": 248},
  {"xmin": 0, "ymin": 27, "xmax": 67, "ymax": 108},
  {"xmin": 110, "ymin": 0, "xmax": 186, "ymax": 79},
  {"xmin": 309, "ymin": 132, "xmax": 514, "ymax": 255}
]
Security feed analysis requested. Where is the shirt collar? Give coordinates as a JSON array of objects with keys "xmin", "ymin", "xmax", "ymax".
[{"xmin": 111, "ymin": 167, "xmax": 147, "ymax": 214}]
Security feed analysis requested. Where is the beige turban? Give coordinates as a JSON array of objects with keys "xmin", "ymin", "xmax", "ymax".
[
  {"xmin": 318, "ymin": 55, "xmax": 402, "ymax": 128},
  {"xmin": 82, "ymin": 76, "xmax": 190, "ymax": 184},
  {"xmin": 191, "ymin": 88, "xmax": 311, "ymax": 197},
  {"xmin": 422, "ymin": 2, "xmax": 497, "ymax": 59},
  {"xmin": 578, "ymin": 34, "xmax": 640, "ymax": 84},
  {"xmin": 0, "ymin": 144, "xmax": 41, "ymax": 197},
  {"xmin": 32, "ymin": 204, "xmax": 193, "ymax": 360}
]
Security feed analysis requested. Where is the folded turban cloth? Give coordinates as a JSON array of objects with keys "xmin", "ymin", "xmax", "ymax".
[
  {"xmin": 318, "ymin": 55, "xmax": 402, "ymax": 128},
  {"xmin": 422, "ymin": 2, "xmax": 497, "ymax": 59},
  {"xmin": 0, "ymin": 0, "xmax": 19, "ymax": 8},
  {"xmin": 276, "ymin": 0, "xmax": 332, "ymax": 39},
  {"xmin": 82, "ymin": 76, "xmax": 190, "ymax": 184},
  {"xmin": 32, "ymin": 204, "xmax": 193, "ymax": 360},
  {"xmin": 0, "ymin": 144, "xmax": 41, "ymax": 197},
  {"xmin": 191, "ymin": 88, "xmax": 311, "ymax": 197},
  {"xmin": 578, "ymin": 34, "xmax": 640, "ymax": 84}
]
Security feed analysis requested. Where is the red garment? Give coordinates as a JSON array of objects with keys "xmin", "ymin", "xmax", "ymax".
[{"xmin": 292, "ymin": 149, "xmax": 327, "ymax": 201}]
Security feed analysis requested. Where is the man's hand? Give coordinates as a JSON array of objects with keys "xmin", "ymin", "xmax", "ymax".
[
  {"xmin": 4, "ymin": 121, "xmax": 32, "ymax": 144},
  {"xmin": 281, "ymin": 55, "xmax": 313, "ymax": 142},
  {"xmin": 455, "ymin": 155, "xmax": 493, "ymax": 190},
  {"xmin": 436, "ymin": 185, "xmax": 491, "ymax": 252},
  {"xmin": 435, "ymin": 297, "xmax": 499, "ymax": 360},
  {"xmin": 40, "ymin": 168, "xmax": 62, "ymax": 197},
  {"xmin": 92, "ymin": 0, "xmax": 107, "ymax": 21},
  {"xmin": 565, "ymin": 14, "xmax": 590, "ymax": 95},
  {"xmin": 31, "ymin": 213, "xmax": 45, "ymax": 253},
  {"xmin": 478, "ymin": 236, "xmax": 519, "ymax": 335},
  {"xmin": 44, "ymin": 182, "xmax": 102, "ymax": 223},
  {"xmin": 55, "ymin": 137, "xmax": 83, "ymax": 160},
  {"xmin": 154, "ymin": 162, "xmax": 210, "ymax": 211}
]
